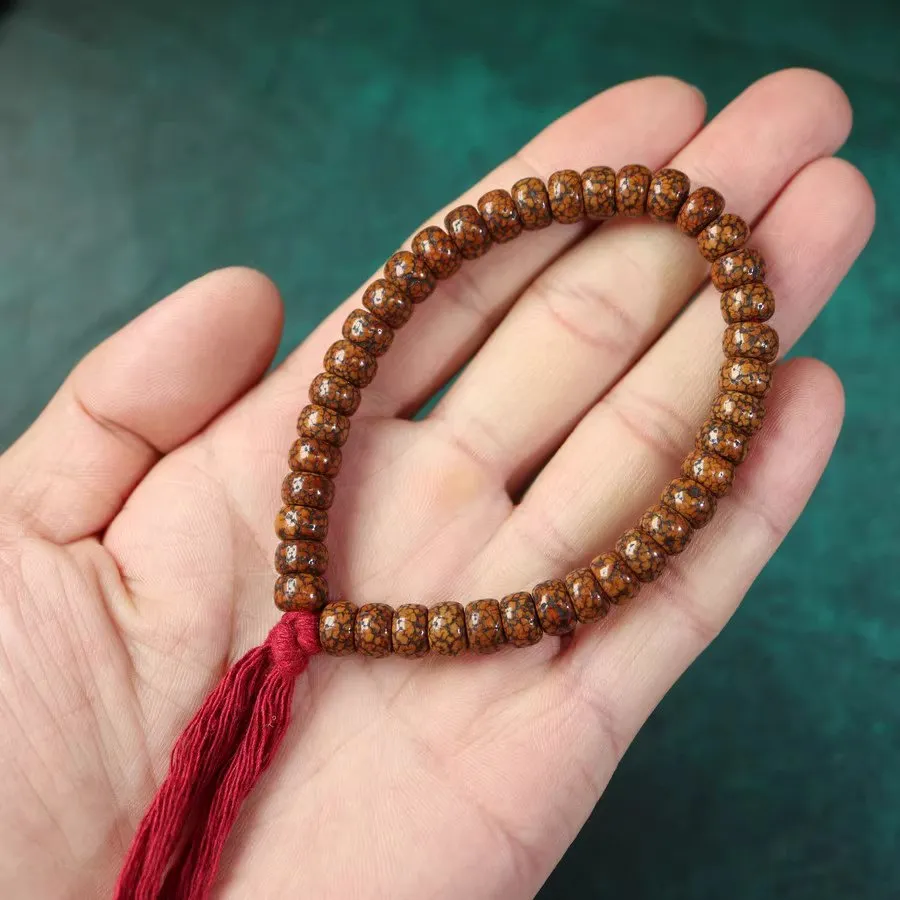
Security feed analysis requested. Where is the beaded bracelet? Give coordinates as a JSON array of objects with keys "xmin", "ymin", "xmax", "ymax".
[{"xmin": 274, "ymin": 164, "xmax": 777, "ymax": 659}]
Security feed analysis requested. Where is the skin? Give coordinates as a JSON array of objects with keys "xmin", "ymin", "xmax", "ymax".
[{"xmin": 0, "ymin": 69, "xmax": 874, "ymax": 898}]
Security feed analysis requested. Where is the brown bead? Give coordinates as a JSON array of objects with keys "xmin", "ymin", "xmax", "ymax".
[
  {"xmin": 309, "ymin": 372, "xmax": 361, "ymax": 416},
  {"xmin": 427, "ymin": 601, "xmax": 467, "ymax": 656},
  {"xmin": 676, "ymin": 186, "xmax": 725, "ymax": 236},
  {"xmin": 324, "ymin": 339, "xmax": 378, "ymax": 388},
  {"xmin": 662, "ymin": 477, "xmax": 717, "ymax": 528},
  {"xmin": 297, "ymin": 404, "xmax": 350, "ymax": 447},
  {"xmin": 564, "ymin": 568, "xmax": 610, "ymax": 623},
  {"xmin": 711, "ymin": 248, "xmax": 767, "ymax": 291},
  {"xmin": 342, "ymin": 309, "xmax": 394, "ymax": 357},
  {"xmin": 548, "ymin": 169, "xmax": 585, "ymax": 224},
  {"xmin": 289, "ymin": 435, "xmax": 341, "ymax": 477},
  {"xmin": 512, "ymin": 176, "xmax": 553, "ymax": 229},
  {"xmin": 615, "ymin": 164, "xmax": 652, "ymax": 217},
  {"xmin": 281, "ymin": 472, "xmax": 335, "ymax": 509},
  {"xmin": 590, "ymin": 552, "xmax": 639, "ymax": 604},
  {"xmin": 465, "ymin": 598, "xmax": 506, "ymax": 654},
  {"xmin": 640, "ymin": 504, "xmax": 693, "ymax": 555},
  {"xmin": 616, "ymin": 529, "xmax": 667, "ymax": 582},
  {"xmin": 274, "ymin": 573, "xmax": 328, "ymax": 612},
  {"xmin": 275, "ymin": 539, "xmax": 328, "ymax": 576},
  {"xmin": 647, "ymin": 168, "xmax": 690, "ymax": 221},
  {"xmin": 392, "ymin": 603, "xmax": 429, "ymax": 658},
  {"xmin": 362, "ymin": 279, "xmax": 413, "ymax": 328},
  {"xmin": 355, "ymin": 603, "xmax": 394, "ymax": 658},
  {"xmin": 682, "ymin": 449, "xmax": 735, "ymax": 497},
  {"xmin": 499, "ymin": 592, "xmax": 543, "ymax": 648},
  {"xmin": 444, "ymin": 204, "xmax": 492, "ymax": 259},
  {"xmin": 697, "ymin": 418, "xmax": 750, "ymax": 465},
  {"xmin": 319, "ymin": 600, "xmax": 357, "ymax": 656},
  {"xmin": 711, "ymin": 391, "xmax": 767, "ymax": 435},
  {"xmin": 533, "ymin": 579, "xmax": 577, "ymax": 636},
  {"xmin": 720, "ymin": 284, "xmax": 775, "ymax": 324},
  {"xmin": 384, "ymin": 250, "xmax": 435, "ymax": 303},
  {"xmin": 720, "ymin": 359, "xmax": 773, "ymax": 397},
  {"xmin": 723, "ymin": 323, "xmax": 780, "ymax": 363},
  {"xmin": 411, "ymin": 225, "xmax": 462, "ymax": 279},
  {"xmin": 275, "ymin": 505, "xmax": 329, "ymax": 542},
  {"xmin": 581, "ymin": 165, "xmax": 617, "ymax": 219},
  {"xmin": 477, "ymin": 189, "xmax": 522, "ymax": 243},
  {"xmin": 697, "ymin": 213, "xmax": 750, "ymax": 261}
]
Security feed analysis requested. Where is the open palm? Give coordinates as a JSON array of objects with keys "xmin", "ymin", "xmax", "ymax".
[{"xmin": 0, "ymin": 70, "xmax": 873, "ymax": 899}]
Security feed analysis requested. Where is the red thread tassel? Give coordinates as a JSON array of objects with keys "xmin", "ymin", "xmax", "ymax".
[{"xmin": 114, "ymin": 611, "xmax": 320, "ymax": 900}]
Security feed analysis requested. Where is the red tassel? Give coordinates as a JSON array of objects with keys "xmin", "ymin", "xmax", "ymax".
[{"xmin": 114, "ymin": 611, "xmax": 320, "ymax": 900}]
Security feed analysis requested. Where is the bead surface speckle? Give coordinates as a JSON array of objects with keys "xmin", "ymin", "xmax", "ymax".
[
  {"xmin": 281, "ymin": 471, "xmax": 335, "ymax": 509},
  {"xmin": 319, "ymin": 600, "xmax": 357, "ymax": 656},
  {"xmin": 581, "ymin": 165, "xmax": 617, "ymax": 219},
  {"xmin": 499, "ymin": 592, "xmax": 543, "ymax": 647},
  {"xmin": 309, "ymin": 372, "xmax": 361, "ymax": 416},
  {"xmin": 682, "ymin": 449, "xmax": 735, "ymax": 497},
  {"xmin": 662, "ymin": 477, "xmax": 717, "ymax": 528},
  {"xmin": 533, "ymin": 579, "xmax": 577, "ymax": 635},
  {"xmin": 297, "ymin": 404, "xmax": 350, "ymax": 447},
  {"xmin": 384, "ymin": 250, "xmax": 435, "ymax": 303},
  {"xmin": 647, "ymin": 168, "xmax": 690, "ymax": 221},
  {"xmin": 324, "ymin": 339, "xmax": 378, "ymax": 387},
  {"xmin": 362, "ymin": 279, "xmax": 413, "ymax": 328},
  {"xmin": 697, "ymin": 213, "xmax": 750, "ymax": 261},
  {"xmin": 548, "ymin": 169, "xmax": 585, "ymax": 224},
  {"xmin": 289, "ymin": 435, "xmax": 341, "ymax": 477},
  {"xmin": 720, "ymin": 359, "xmax": 773, "ymax": 397},
  {"xmin": 444, "ymin": 204, "xmax": 492, "ymax": 259},
  {"xmin": 590, "ymin": 552, "xmax": 639, "ymax": 604},
  {"xmin": 616, "ymin": 164, "xmax": 652, "ymax": 217},
  {"xmin": 274, "ymin": 573, "xmax": 328, "ymax": 612},
  {"xmin": 697, "ymin": 418, "xmax": 750, "ymax": 465},
  {"xmin": 616, "ymin": 529, "xmax": 667, "ymax": 582},
  {"xmin": 465, "ymin": 598, "xmax": 506, "ymax": 654},
  {"xmin": 711, "ymin": 391, "xmax": 766, "ymax": 435},
  {"xmin": 428, "ymin": 602, "xmax": 468, "ymax": 656},
  {"xmin": 723, "ymin": 322, "xmax": 780, "ymax": 363},
  {"xmin": 512, "ymin": 176, "xmax": 553, "ymax": 230},
  {"xmin": 275, "ymin": 505, "xmax": 329, "ymax": 542},
  {"xmin": 711, "ymin": 248, "xmax": 767, "ymax": 291},
  {"xmin": 676, "ymin": 186, "xmax": 725, "ymax": 236},
  {"xmin": 564, "ymin": 568, "xmax": 610, "ymax": 623},
  {"xmin": 275, "ymin": 539, "xmax": 328, "ymax": 576},
  {"xmin": 392, "ymin": 603, "xmax": 429, "ymax": 658},
  {"xmin": 342, "ymin": 309, "xmax": 394, "ymax": 357},
  {"xmin": 355, "ymin": 603, "xmax": 394, "ymax": 658},
  {"xmin": 720, "ymin": 284, "xmax": 775, "ymax": 324},
  {"xmin": 477, "ymin": 189, "xmax": 522, "ymax": 243},
  {"xmin": 640, "ymin": 504, "xmax": 693, "ymax": 555},
  {"xmin": 412, "ymin": 225, "xmax": 462, "ymax": 279}
]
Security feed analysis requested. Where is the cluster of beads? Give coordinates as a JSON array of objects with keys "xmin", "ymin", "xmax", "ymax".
[{"xmin": 273, "ymin": 164, "xmax": 777, "ymax": 658}]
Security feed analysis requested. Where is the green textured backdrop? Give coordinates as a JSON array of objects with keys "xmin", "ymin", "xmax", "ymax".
[{"xmin": 0, "ymin": 1, "xmax": 897, "ymax": 897}]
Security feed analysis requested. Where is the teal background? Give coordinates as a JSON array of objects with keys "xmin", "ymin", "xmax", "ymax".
[{"xmin": 0, "ymin": 1, "xmax": 897, "ymax": 897}]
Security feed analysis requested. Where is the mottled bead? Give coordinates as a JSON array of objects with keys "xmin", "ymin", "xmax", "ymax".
[
  {"xmin": 512, "ymin": 176, "xmax": 553, "ymax": 229},
  {"xmin": 319, "ymin": 600, "xmax": 357, "ymax": 656},
  {"xmin": 274, "ymin": 573, "xmax": 328, "ymax": 612},
  {"xmin": 275, "ymin": 505, "xmax": 329, "ymax": 542},
  {"xmin": 342, "ymin": 309, "xmax": 394, "ymax": 356},
  {"xmin": 581, "ymin": 165, "xmax": 617, "ymax": 219},
  {"xmin": 697, "ymin": 418, "xmax": 750, "ymax": 465},
  {"xmin": 477, "ymin": 189, "xmax": 522, "ymax": 243},
  {"xmin": 533, "ymin": 579, "xmax": 577, "ymax": 635},
  {"xmin": 640, "ymin": 504, "xmax": 693, "ymax": 555},
  {"xmin": 384, "ymin": 250, "xmax": 435, "ymax": 303},
  {"xmin": 289, "ymin": 435, "xmax": 341, "ymax": 477},
  {"xmin": 309, "ymin": 372, "xmax": 361, "ymax": 416},
  {"xmin": 723, "ymin": 323, "xmax": 780, "ymax": 363},
  {"xmin": 711, "ymin": 248, "xmax": 767, "ymax": 291},
  {"xmin": 499, "ymin": 592, "xmax": 543, "ymax": 647},
  {"xmin": 647, "ymin": 168, "xmax": 690, "ymax": 221},
  {"xmin": 427, "ymin": 601, "xmax": 467, "ymax": 656},
  {"xmin": 564, "ymin": 568, "xmax": 610, "ymax": 623},
  {"xmin": 720, "ymin": 284, "xmax": 775, "ymax": 324},
  {"xmin": 275, "ymin": 539, "xmax": 328, "ymax": 576},
  {"xmin": 412, "ymin": 225, "xmax": 462, "ymax": 279},
  {"xmin": 676, "ymin": 186, "xmax": 725, "ymax": 236},
  {"xmin": 355, "ymin": 603, "xmax": 394, "ymax": 658},
  {"xmin": 281, "ymin": 472, "xmax": 335, "ymax": 509},
  {"xmin": 662, "ymin": 477, "xmax": 717, "ymax": 528},
  {"xmin": 444, "ymin": 204, "xmax": 492, "ymax": 259},
  {"xmin": 297, "ymin": 404, "xmax": 350, "ymax": 447},
  {"xmin": 590, "ymin": 552, "xmax": 639, "ymax": 604},
  {"xmin": 616, "ymin": 529, "xmax": 667, "ymax": 582},
  {"xmin": 711, "ymin": 391, "xmax": 767, "ymax": 435},
  {"xmin": 362, "ymin": 279, "xmax": 413, "ymax": 328},
  {"xmin": 392, "ymin": 603, "xmax": 429, "ymax": 658},
  {"xmin": 697, "ymin": 213, "xmax": 750, "ymax": 261},
  {"xmin": 720, "ymin": 359, "xmax": 773, "ymax": 397},
  {"xmin": 615, "ymin": 164, "xmax": 651, "ymax": 217},
  {"xmin": 548, "ymin": 169, "xmax": 585, "ymax": 224},
  {"xmin": 324, "ymin": 339, "xmax": 378, "ymax": 387},
  {"xmin": 465, "ymin": 598, "xmax": 506, "ymax": 654},
  {"xmin": 682, "ymin": 449, "xmax": 735, "ymax": 497}
]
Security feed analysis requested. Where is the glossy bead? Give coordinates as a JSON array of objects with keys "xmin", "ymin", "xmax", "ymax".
[
  {"xmin": 590, "ymin": 552, "xmax": 639, "ymax": 604},
  {"xmin": 640, "ymin": 504, "xmax": 693, "ymax": 555},
  {"xmin": 682, "ymin": 449, "xmax": 735, "ymax": 497},
  {"xmin": 533, "ymin": 579, "xmax": 577, "ymax": 635},
  {"xmin": 392, "ymin": 603, "xmax": 429, "ymax": 658},
  {"xmin": 427, "ymin": 601, "xmax": 467, "ymax": 656},
  {"xmin": 355, "ymin": 603, "xmax": 394, "ymax": 658},
  {"xmin": 412, "ymin": 225, "xmax": 462, "ymax": 279},
  {"xmin": 324, "ymin": 339, "xmax": 378, "ymax": 387},
  {"xmin": 362, "ymin": 279, "xmax": 413, "ymax": 328},
  {"xmin": 723, "ymin": 323, "xmax": 780, "ymax": 363},
  {"xmin": 676, "ymin": 186, "xmax": 725, "ymax": 236},
  {"xmin": 697, "ymin": 418, "xmax": 750, "ymax": 465},
  {"xmin": 465, "ymin": 598, "xmax": 506, "ymax": 654},
  {"xmin": 616, "ymin": 528, "xmax": 667, "ymax": 582},
  {"xmin": 720, "ymin": 284, "xmax": 775, "ymax": 324},
  {"xmin": 581, "ymin": 165, "xmax": 617, "ymax": 219},
  {"xmin": 711, "ymin": 391, "xmax": 767, "ymax": 435},
  {"xmin": 647, "ymin": 168, "xmax": 690, "ymax": 221},
  {"xmin": 697, "ymin": 213, "xmax": 750, "ymax": 261},
  {"xmin": 274, "ymin": 573, "xmax": 328, "ymax": 612},
  {"xmin": 548, "ymin": 169, "xmax": 584, "ymax": 224},
  {"xmin": 512, "ymin": 176, "xmax": 553, "ymax": 230},
  {"xmin": 499, "ymin": 592, "xmax": 543, "ymax": 647},
  {"xmin": 297, "ymin": 404, "xmax": 350, "ymax": 447},
  {"xmin": 309, "ymin": 372, "xmax": 361, "ymax": 416},
  {"xmin": 615, "ymin": 164, "xmax": 651, "ymax": 217},
  {"xmin": 319, "ymin": 600, "xmax": 357, "ymax": 656},
  {"xmin": 275, "ymin": 505, "xmax": 329, "ymax": 542},
  {"xmin": 711, "ymin": 248, "xmax": 767, "ymax": 291},
  {"xmin": 342, "ymin": 309, "xmax": 394, "ymax": 356},
  {"xmin": 564, "ymin": 568, "xmax": 610, "ymax": 623},
  {"xmin": 477, "ymin": 189, "xmax": 522, "ymax": 243},
  {"xmin": 444, "ymin": 204, "xmax": 492, "ymax": 259},
  {"xmin": 289, "ymin": 435, "xmax": 341, "ymax": 477},
  {"xmin": 720, "ymin": 359, "xmax": 773, "ymax": 397},
  {"xmin": 662, "ymin": 477, "xmax": 717, "ymax": 528},
  {"xmin": 384, "ymin": 250, "xmax": 435, "ymax": 303},
  {"xmin": 281, "ymin": 471, "xmax": 335, "ymax": 509},
  {"xmin": 275, "ymin": 539, "xmax": 328, "ymax": 576}
]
